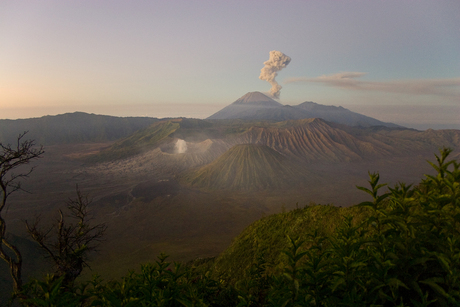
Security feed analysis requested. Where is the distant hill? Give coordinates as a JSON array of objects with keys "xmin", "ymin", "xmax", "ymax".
[
  {"xmin": 91, "ymin": 120, "xmax": 181, "ymax": 161},
  {"xmin": 208, "ymin": 92, "xmax": 401, "ymax": 128},
  {"xmin": 234, "ymin": 118, "xmax": 385, "ymax": 162},
  {"xmin": 88, "ymin": 117, "xmax": 393, "ymax": 165},
  {"xmin": 86, "ymin": 118, "xmax": 218, "ymax": 162},
  {"xmin": 295, "ymin": 101, "xmax": 400, "ymax": 127},
  {"xmin": 182, "ymin": 144, "xmax": 310, "ymax": 190},
  {"xmin": 84, "ymin": 116, "xmax": 460, "ymax": 169},
  {"xmin": 0, "ymin": 112, "xmax": 159, "ymax": 145}
]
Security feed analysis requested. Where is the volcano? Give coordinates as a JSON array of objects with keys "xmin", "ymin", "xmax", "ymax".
[
  {"xmin": 231, "ymin": 91, "xmax": 281, "ymax": 106},
  {"xmin": 207, "ymin": 92, "xmax": 400, "ymax": 127},
  {"xmin": 182, "ymin": 144, "xmax": 310, "ymax": 191},
  {"xmin": 207, "ymin": 92, "xmax": 284, "ymax": 120}
]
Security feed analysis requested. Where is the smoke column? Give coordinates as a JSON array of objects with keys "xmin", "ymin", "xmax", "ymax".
[
  {"xmin": 259, "ymin": 50, "xmax": 291, "ymax": 98},
  {"xmin": 175, "ymin": 139, "xmax": 187, "ymax": 154}
]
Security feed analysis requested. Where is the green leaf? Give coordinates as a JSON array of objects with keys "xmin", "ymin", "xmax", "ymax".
[
  {"xmin": 387, "ymin": 278, "xmax": 409, "ymax": 290},
  {"xmin": 331, "ymin": 277, "xmax": 345, "ymax": 292},
  {"xmin": 420, "ymin": 279, "xmax": 449, "ymax": 298}
]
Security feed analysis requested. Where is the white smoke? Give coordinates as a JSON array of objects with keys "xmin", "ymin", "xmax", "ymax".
[
  {"xmin": 174, "ymin": 139, "xmax": 187, "ymax": 154},
  {"xmin": 259, "ymin": 50, "xmax": 291, "ymax": 99}
]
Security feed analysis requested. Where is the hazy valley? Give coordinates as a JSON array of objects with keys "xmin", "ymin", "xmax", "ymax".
[{"xmin": 1, "ymin": 92, "xmax": 459, "ymax": 287}]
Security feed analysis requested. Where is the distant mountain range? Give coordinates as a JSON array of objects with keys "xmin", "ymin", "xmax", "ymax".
[
  {"xmin": 208, "ymin": 91, "xmax": 401, "ymax": 128},
  {"xmin": 0, "ymin": 112, "xmax": 158, "ymax": 145},
  {"xmin": 72, "ymin": 116, "xmax": 460, "ymax": 191},
  {"xmin": 0, "ymin": 92, "xmax": 403, "ymax": 146},
  {"xmin": 2, "ymin": 108, "xmax": 457, "ymax": 175}
]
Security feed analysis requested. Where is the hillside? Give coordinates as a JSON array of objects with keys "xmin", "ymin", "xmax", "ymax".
[
  {"xmin": 205, "ymin": 150, "xmax": 460, "ymax": 305},
  {"xmin": 208, "ymin": 92, "xmax": 400, "ymax": 127},
  {"xmin": 234, "ymin": 118, "xmax": 386, "ymax": 162},
  {"xmin": 80, "ymin": 117, "xmax": 460, "ymax": 183},
  {"xmin": 335, "ymin": 124, "xmax": 460, "ymax": 154},
  {"xmin": 212, "ymin": 204, "xmax": 371, "ymax": 281},
  {"xmin": 182, "ymin": 144, "xmax": 311, "ymax": 190},
  {"xmin": 87, "ymin": 120, "xmax": 181, "ymax": 161},
  {"xmin": 84, "ymin": 118, "xmax": 218, "ymax": 162},
  {"xmin": 296, "ymin": 101, "xmax": 400, "ymax": 127},
  {"xmin": 0, "ymin": 112, "xmax": 158, "ymax": 145}
]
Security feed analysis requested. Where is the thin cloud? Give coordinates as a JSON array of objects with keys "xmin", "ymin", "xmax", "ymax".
[{"xmin": 285, "ymin": 72, "xmax": 460, "ymax": 97}]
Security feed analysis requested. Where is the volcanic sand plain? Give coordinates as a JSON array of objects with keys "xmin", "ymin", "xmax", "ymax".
[{"xmin": 4, "ymin": 141, "xmax": 444, "ymax": 279}]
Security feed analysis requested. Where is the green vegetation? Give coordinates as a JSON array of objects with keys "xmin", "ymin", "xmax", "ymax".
[
  {"xmin": 6, "ymin": 148, "xmax": 460, "ymax": 306},
  {"xmin": 85, "ymin": 120, "xmax": 181, "ymax": 161}
]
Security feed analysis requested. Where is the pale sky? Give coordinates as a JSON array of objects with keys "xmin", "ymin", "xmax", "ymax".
[{"xmin": 1, "ymin": 0, "xmax": 459, "ymax": 129}]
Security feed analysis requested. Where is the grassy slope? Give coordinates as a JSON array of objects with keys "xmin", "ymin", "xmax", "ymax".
[
  {"xmin": 85, "ymin": 120, "xmax": 181, "ymax": 161},
  {"xmin": 212, "ymin": 204, "xmax": 372, "ymax": 282}
]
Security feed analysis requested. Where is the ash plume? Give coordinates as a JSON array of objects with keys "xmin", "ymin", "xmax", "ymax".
[
  {"xmin": 175, "ymin": 139, "xmax": 187, "ymax": 154},
  {"xmin": 259, "ymin": 50, "xmax": 291, "ymax": 99}
]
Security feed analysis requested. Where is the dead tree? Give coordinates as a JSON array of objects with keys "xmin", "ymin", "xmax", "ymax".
[
  {"xmin": 0, "ymin": 132, "xmax": 44, "ymax": 293},
  {"xmin": 26, "ymin": 186, "xmax": 107, "ymax": 287}
]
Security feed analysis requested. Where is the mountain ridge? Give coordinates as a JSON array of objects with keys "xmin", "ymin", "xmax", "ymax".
[
  {"xmin": 208, "ymin": 91, "xmax": 401, "ymax": 128},
  {"xmin": 82, "ymin": 116, "xmax": 460, "ymax": 169},
  {"xmin": 0, "ymin": 112, "xmax": 159, "ymax": 145}
]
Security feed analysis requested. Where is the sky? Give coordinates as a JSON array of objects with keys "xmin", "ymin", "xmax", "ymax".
[{"xmin": 1, "ymin": 0, "xmax": 459, "ymax": 129}]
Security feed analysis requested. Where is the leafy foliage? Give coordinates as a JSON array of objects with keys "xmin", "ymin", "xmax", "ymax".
[{"xmin": 13, "ymin": 148, "xmax": 460, "ymax": 306}]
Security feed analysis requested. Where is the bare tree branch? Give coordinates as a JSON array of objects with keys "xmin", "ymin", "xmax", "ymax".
[
  {"xmin": 0, "ymin": 131, "xmax": 44, "ymax": 293},
  {"xmin": 25, "ymin": 185, "xmax": 107, "ymax": 287}
]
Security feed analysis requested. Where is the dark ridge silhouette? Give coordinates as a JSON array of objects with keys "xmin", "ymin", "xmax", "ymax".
[{"xmin": 0, "ymin": 112, "xmax": 159, "ymax": 145}]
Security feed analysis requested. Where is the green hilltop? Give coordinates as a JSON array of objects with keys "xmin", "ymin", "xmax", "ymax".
[
  {"xmin": 84, "ymin": 118, "xmax": 220, "ymax": 162},
  {"xmin": 87, "ymin": 120, "xmax": 181, "ymax": 161},
  {"xmin": 211, "ymin": 203, "xmax": 372, "ymax": 282}
]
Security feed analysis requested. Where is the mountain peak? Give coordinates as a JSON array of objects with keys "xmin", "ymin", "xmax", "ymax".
[
  {"xmin": 232, "ymin": 92, "xmax": 282, "ymax": 107},
  {"xmin": 208, "ymin": 92, "xmax": 400, "ymax": 128}
]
